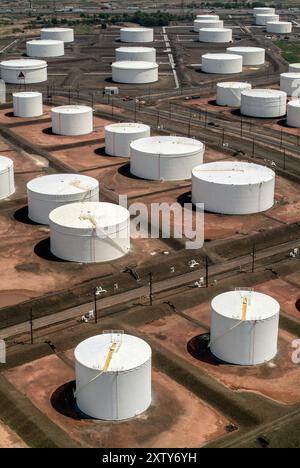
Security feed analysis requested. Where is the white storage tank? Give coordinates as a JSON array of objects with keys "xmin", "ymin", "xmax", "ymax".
[
  {"xmin": 27, "ymin": 174, "xmax": 99, "ymax": 225},
  {"xmin": 105, "ymin": 122, "xmax": 151, "ymax": 157},
  {"xmin": 130, "ymin": 136, "xmax": 204, "ymax": 181},
  {"xmin": 120, "ymin": 28, "xmax": 154, "ymax": 43},
  {"xmin": 26, "ymin": 39, "xmax": 64, "ymax": 58},
  {"xmin": 49, "ymin": 202, "xmax": 130, "ymax": 263},
  {"xmin": 226, "ymin": 47, "xmax": 265, "ymax": 66},
  {"xmin": 202, "ymin": 53, "xmax": 243, "ymax": 74},
  {"xmin": 112, "ymin": 61, "xmax": 158, "ymax": 84},
  {"xmin": 266, "ymin": 21, "xmax": 292, "ymax": 34},
  {"xmin": 13, "ymin": 92, "xmax": 43, "ymax": 118},
  {"xmin": 199, "ymin": 28, "xmax": 233, "ymax": 43},
  {"xmin": 253, "ymin": 7, "xmax": 275, "ymax": 16},
  {"xmin": 196, "ymin": 14, "xmax": 220, "ymax": 20},
  {"xmin": 210, "ymin": 290, "xmax": 280, "ymax": 366},
  {"xmin": 0, "ymin": 59, "xmax": 47, "ymax": 84},
  {"xmin": 289, "ymin": 63, "xmax": 300, "ymax": 72},
  {"xmin": 287, "ymin": 100, "xmax": 300, "ymax": 128},
  {"xmin": 256, "ymin": 14, "xmax": 279, "ymax": 26},
  {"xmin": 241, "ymin": 89, "xmax": 287, "ymax": 118},
  {"xmin": 75, "ymin": 332, "xmax": 152, "ymax": 420},
  {"xmin": 115, "ymin": 47, "xmax": 156, "ymax": 63},
  {"xmin": 0, "ymin": 156, "xmax": 15, "ymax": 200},
  {"xmin": 52, "ymin": 105, "xmax": 93, "ymax": 136},
  {"xmin": 192, "ymin": 161, "xmax": 275, "ymax": 215},
  {"xmin": 41, "ymin": 27, "xmax": 74, "ymax": 43},
  {"xmin": 194, "ymin": 19, "xmax": 223, "ymax": 32},
  {"xmin": 216, "ymin": 82, "xmax": 252, "ymax": 107},
  {"xmin": 280, "ymin": 72, "xmax": 300, "ymax": 97}
]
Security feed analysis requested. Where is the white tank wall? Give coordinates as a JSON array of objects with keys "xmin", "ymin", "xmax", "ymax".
[
  {"xmin": 120, "ymin": 28, "xmax": 153, "ymax": 43},
  {"xmin": 0, "ymin": 60, "xmax": 47, "ymax": 84},
  {"xmin": 115, "ymin": 47, "xmax": 156, "ymax": 62},
  {"xmin": 52, "ymin": 106, "xmax": 93, "ymax": 136},
  {"xmin": 202, "ymin": 54, "xmax": 243, "ymax": 74},
  {"xmin": 112, "ymin": 62, "xmax": 158, "ymax": 84},
  {"xmin": 289, "ymin": 63, "xmax": 300, "ymax": 72},
  {"xmin": 194, "ymin": 19, "xmax": 223, "ymax": 32},
  {"xmin": 192, "ymin": 162, "xmax": 275, "ymax": 215},
  {"xmin": 199, "ymin": 28, "xmax": 232, "ymax": 43},
  {"xmin": 41, "ymin": 28, "xmax": 74, "ymax": 43},
  {"xmin": 27, "ymin": 174, "xmax": 100, "ymax": 225},
  {"xmin": 256, "ymin": 14, "xmax": 279, "ymax": 26},
  {"xmin": 216, "ymin": 82, "xmax": 252, "ymax": 107},
  {"xmin": 227, "ymin": 47, "xmax": 265, "ymax": 66},
  {"xmin": 280, "ymin": 72, "xmax": 300, "ymax": 97},
  {"xmin": 75, "ymin": 334, "xmax": 151, "ymax": 420},
  {"xmin": 266, "ymin": 21, "xmax": 292, "ymax": 33},
  {"xmin": 13, "ymin": 92, "xmax": 43, "ymax": 118},
  {"xmin": 50, "ymin": 202, "xmax": 130, "ymax": 263},
  {"xmin": 287, "ymin": 100, "xmax": 300, "ymax": 127},
  {"xmin": 197, "ymin": 15, "xmax": 219, "ymax": 20},
  {"xmin": 130, "ymin": 136, "xmax": 205, "ymax": 181},
  {"xmin": 26, "ymin": 40, "xmax": 64, "ymax": 58},
  {"xmin": 241, "ymin": 89, "xmax": 287, "ymax": 118},
  {"xmin": 253, "ymin": 7, "xmax": 275, "ymax": 15},
  {"xmin": 0, "ymin": 156, "xmax": 15, "ymax": 200},
  {"xmin": 105, "ymin": 123, "xmax": 151, "ymax": 157}
]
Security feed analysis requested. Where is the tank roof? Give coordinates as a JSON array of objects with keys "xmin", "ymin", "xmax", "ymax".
[
  {"xmin": 27, "ymin": 174, "xmax": 98, "ymax": 197},
  {"xmin": 131, "ymin": 136, "xmax": 204, "ymax": 156},
  {"xmin": 0, "ymin": 156, "xmax": 13, "ymax": 174},
  {"xmin": 105, "ymin": 122, "xmax": 150, "ymax": 133},
  {"xmin": 192, "ymin": 161, "xmax": 275, "ymax": 185}
]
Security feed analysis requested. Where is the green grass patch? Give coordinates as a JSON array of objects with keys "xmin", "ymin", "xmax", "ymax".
[{"xmin": 275, "ymin": 40, "xmax": 300, "ymax": 64}]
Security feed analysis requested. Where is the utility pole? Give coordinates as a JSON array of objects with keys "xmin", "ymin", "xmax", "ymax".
[
  {"xmin": 205, "ymin": 256, "xmax": 209, "ymax": 288},
  {"xmin": 252, "ymin": 137, "xmax": 255, "ymax": 157},
  {"xmin": 29, "ymin": 308, "xmax": 34, "ymax": 345},
  {"xmin": 283, "ymin": 147, "xmax": 286, "ymax": 170},
  {"xmin": 149, "ymin": 272, "xmax": 153, "ymax": 306},
  {"xmin": 222, "ymin": 127, "xmax": 225, "ymax": 146},
  {"xmin": 251, "ymin": 243, "xmax": 256, "ymax": 273},
  {"xmin": 94, "ymin": 288, "xmax": 98, "ymax": 324}
]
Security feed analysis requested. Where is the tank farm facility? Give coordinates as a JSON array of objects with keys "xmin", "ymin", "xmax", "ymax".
[{"xmin": 0, "ymin": 2, "xmax": 300, "ymax": 452}]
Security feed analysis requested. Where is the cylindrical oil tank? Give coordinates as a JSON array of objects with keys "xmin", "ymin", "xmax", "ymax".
[
  {"xmin": 240, "ymin": 89, "xmax": 287, "ymax": 118},
  {"xmin": 112, "ymin": 61, "xmax": 158, "ymax": 84},
  {"xmin": 256, "ymin": 14, "xmax": 279, "ymax": 26},
  {"xmin": 115, "ymin": 47, "xmax": 156, "ymax": 63},
  {"xmin": 210, "ymin": 290, "xmax": 280, "ymax": 365},
  {"xmin": 27, "ymin": 174, "xmax": 100, "ymax": 225},
  {"xmin": 287, "ymin": 100, "xmax": 300, "ymax": 127},
  {"xmin": 216, "ymin": 81, "xmax": 252, "ymax": 106},
  {"xmin": 192, "ymin": 161, "xmax": 275, "ymax": 214},
  {"xmin": 266, "ymin": 21, "xmax": 292, "ymax": 34},
  {"xmin": 253, "ymin": 7, "xmax": 275, "ymax": 16},
  {"xmin": 0, "ymin": 156, "xmax": 15, "ymax": 200},
  {"xmin": 280, "ymin": 72, "xmax": 300, "ymax": 97},
  {"xmin": 13, "ymin": 91, "xmax": 43, "ymax": 118},
  {"xmin": 0, "ymin": 59, "xmax": 47, "ymax": 84},
  {"xmin": 49, "ymin": 202, "xmax": 130, "ymax": 263},
  {"xmin": 52, "ymin": 105, "xmax": 93, "ymax": 136},
  {"xmin": 197, "ymin": 15, "xmax": 220, "ymax": 21},
  {"xmin": 202, "ymin": 53, "xmax": 243, "ymax": 74},
  {"xmin": 26, "ymin": 39, "xmax": 64, "ymax": 58},
  {"xmin": 40, "ymin": 27, "xmax": 74, "ymax": 43},
  {"xmin": 227, "ymin": 46, "xmax": 265, "ymax": 66},
  {"xmin": 120, "ymin": 28, "xmax": 154, "ymax": 43},
  {"xmin": 289, "ymin": 63, "xmax": 300, "ymax": 72},
  {"xmin": 194, "ymin": 19, "xmax": 223, "ymax": 32},
  {"xmin": 130, "ymin": 136, "xmax": 205, "ymax": 181},
  {"xmin": 105, "ymin": 122, "xmax": 151, "ymax": 157},
  {"xmin": 75, "ymin": 333, "xmax": 152, "ymax": 420},
  {"xmin": 199, "ymin": 28, "xmax": 233, "ymax": 43}
]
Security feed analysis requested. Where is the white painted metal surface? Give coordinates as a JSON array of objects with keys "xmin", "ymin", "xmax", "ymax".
[
  {"xmin": 0, "ymin": 156, "xmax": 15, "ymax": 200},
  {"xmin": 0, "ymin": 59, "xmax": 47, "ymax": 84},
  {"xmin": 41, "ymin": 28, "xmax": 74, "ymax": 43},
  {"xmin": 112, "ymin": 61, "xmax": 158, "ymax": 84},
  {"xmin": 49, "ymin": 202, "xmax": 130, "ymax": 263},
  {"xmin": 256, "ymin": 14, "xmax": 279, "ymax": 26},
  {"xmin": 75, "ymin": 333, "xmax": 152, "ymax": 420},
  {"xmin": 130, "ymin": 136, "xmax": 204, "ymax": 181},
  {"xmin": 13, "ymin": 92, "xmax": 43, "ymax": 118},
  {"xmin": 105, "ymin": 122, "xmax": 151, "ymax": 157},
  {"xmin": 26, "ymin": 39, "xmax": 64, "ymax": 58},
  {"xmin": 120, "ymin": 28, "xmax": 154, "ymax": 43},
  {"xmin": 216, "ymin": 81, "xmax": 252, "ymax": 106},
  {"xmin": 280, "ymin": 72, "xmax": 300, "ymax": 97},
  {"xmin": 210, "ymin": 290, "xmax": 280, "ymax": 365},
  {"xmin": 194, "ymin": 19, "xmax": 223, "ymax": 32},
  {"xmin": 253, "ymin": 7, "xmax": 275, "ymax": 16},
  {"xmin": 226, "ymin": 46, "xmax": 265, "ymax": 66},
  {"xmin": 196, "ymin": 15, "xmax": 219, "ymax": 20},
  {"xmin": 266, "ymin": 21, "xmax": 292, "ymax": 34},
  {"xmin": 192, "ymin": 161, "xmax": 275, "ymax": 214},
  {"xmin": 27, "ymin": 174, "xmax": 99, "ymax": 225},
  {"xmin": 202, "ymin": 53, "xmax": 243, "ymax": 74},
  {"xmin": 240, "ymin": 89, "xmax": 287, "ymax": 118},
  {"xmin": 52, "ymin": 105, "xmax": 93, "ymax": 136},
  {"xmin": 287, "ymin": 100, "xmax": 300, "ymax": 128},
  {"xmin": 199, "ymin": 28, "xmax": 232, "ymax": 43},
  {"xmin": 289, "ymin": 63, "xmax": 300, "ymax": 72},
  {"xmin": 115, "ymin": 47, "xmax": 156, "ymax": 63}
]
